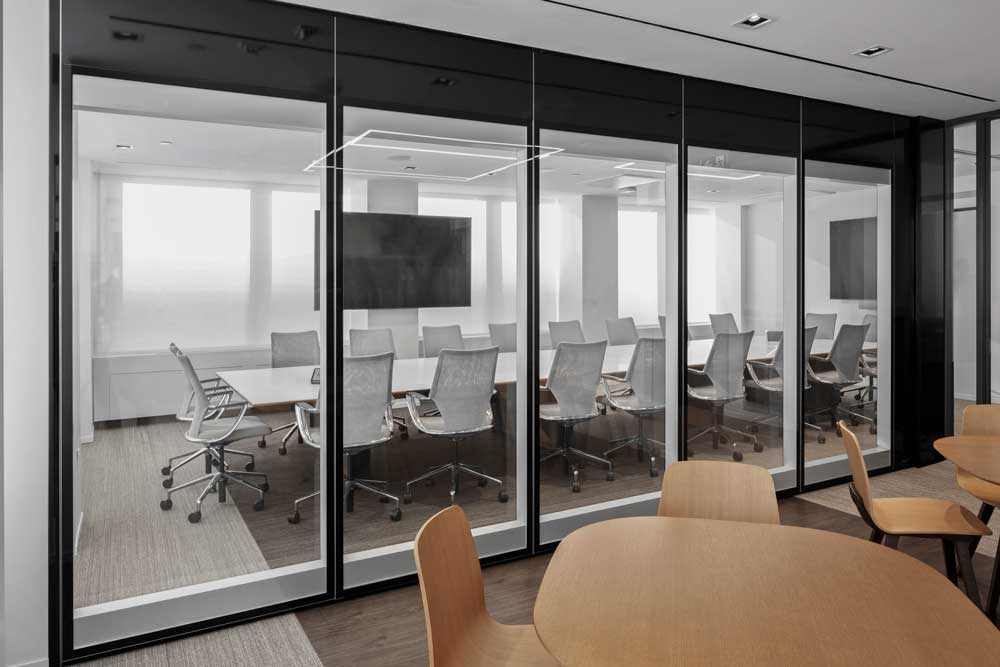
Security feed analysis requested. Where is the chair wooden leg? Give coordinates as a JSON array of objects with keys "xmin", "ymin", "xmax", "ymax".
[
  {"xmin": 970, "ymin": 503, "xmax": 995, "ymax": 556},
  {"xmin": 869, "ymin": 528, "xmax": 884, "ymax": 544},
  {"xmin": 883, "ymin": 534, "xmax": 899, "ymax": 550},
  {"xmin": 942, "ymin": 539, "xmax": 959, "ymax": 585},
  {"xmin": 955, "ymin": 542, "xmax": 983, "ymax": 610},
  {"xmin": 987, "ymin": 535, "xmax": 1000, "ymax": 619}
]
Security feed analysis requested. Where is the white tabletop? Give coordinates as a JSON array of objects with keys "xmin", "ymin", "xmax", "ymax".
[{"xmin": 218, "ymin": 337, "xmax": 866, "ymax": 406}]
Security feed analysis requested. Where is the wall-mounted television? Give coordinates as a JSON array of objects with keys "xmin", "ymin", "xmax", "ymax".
[
  {"xmin": 829, "ymin": 217, "xmax": 877, "ymax": 300},
  {"xmin": 342, "ymin": 211, "xmax": 472, "ymax": 310}
]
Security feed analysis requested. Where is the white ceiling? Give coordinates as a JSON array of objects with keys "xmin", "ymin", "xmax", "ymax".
[{"xmin": 294, "ymin": 0, "xmax": 1000, "ymax": 120}]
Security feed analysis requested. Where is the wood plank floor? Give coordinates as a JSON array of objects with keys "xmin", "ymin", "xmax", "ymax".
[{"xmin": 297, "ymin": 496, "xmax": 998, "ymax": 667}]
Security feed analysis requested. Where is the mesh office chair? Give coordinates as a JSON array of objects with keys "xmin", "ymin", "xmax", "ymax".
[
  {"xmin": 745, "ymin": 327, "xmax": 824, "ymax": 441},
  {"xmin": 289, "ymin": 352, "xmax": 402, "ymax": 523},
  {"xmin": 709, "ymin": 313, "xmax": 739, "ymax": 335},
  {"xmin": 548, "ymin": 320, "xmax": 585, "ymax": 348},
  {"xmin": 403, "ymin": 347, "xmax": 507, "ymax": 504},
  {"xmin": 601, "ymin": 338, "xmax": 666, "ymax": 477},
  {"xmin": 687, "ymin": 330, "xmax": 759, "ymax": 462},
  {"xmin": 270, "ymin": 330, "xmax": 320, "ymax": 454},
  {"xmin": 539, "ymin": 340, "xmax": 612, "ymax": 492},
  {"xmin": 350, "ymin": 328, "xmax": 408, "ymax": 438},
  {"xmin": 161, "ymin": 345, "xmax": 272, "ymax": 523},
  {"xmin": 853, "ymin": 313, "xmax": 878, "ymax": 407},
  {"xmin": 805, "ymin": 312, "xmax": 837, "ymax": 340},
  {"xmin": 807, "ymin": 323, "xmax": 874, "ymax": 434},
  {"xmin": 605, "ymin": 316, "xmax": 639, "ymax": 346},
  {"xmin": 422, "ymin": 324, "xmax": 464, "ymax": 358},
  {"xmin": 488, "ymin": 322, "xmax": 517, "ymax": 353}
]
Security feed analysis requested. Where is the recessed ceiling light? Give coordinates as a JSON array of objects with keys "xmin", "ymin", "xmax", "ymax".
[
  {"xmin": 706, "ymin": 188, "xmax": 720, "ymax": 193},
  {"xmin": 115, "ymin": 144, "xmax": 134, "ymax": 150},
  {"xmin": 403, "ymin": 165, "xmax": 417, "ymax": 171},
  {"xmin": 734, "ymin": 13, "xmax": 773, "ymax": 29},
  {"xmin": 159, "ymin": 140, "xmax": 173, "ymax": 146},
  {"xmin": 854, "ymin": 45, "xmax": 892, "ymax": 58}
]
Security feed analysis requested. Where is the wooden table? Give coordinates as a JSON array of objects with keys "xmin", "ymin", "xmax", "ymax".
[
  {"xmin": 533, "ymin": 517, "xmax": 1000, "ymax": 666},
  {"xmin": 935, "ymin": 436, "xmax": 1000, "ymax": 485}
]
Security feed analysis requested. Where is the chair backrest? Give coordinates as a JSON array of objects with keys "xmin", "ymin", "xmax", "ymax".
[
  {"xmin": 350, "ymin": 328, "xmax": 395, "ymax": 356},
  {"xmin": 414, "ymin": 506, "xmax": 488, "ymax": 667},
  {"xmin": 429, "ymin": 347, "xmax": 499, "ymax": 432},
  {"xmin": 840, "ymin": 422, "xmax": 872, "ymax": 514},
  {"xmin": 545, "ymin": 340, "xmax": 607, "ymax": 418},
  {"xmin": 605, "ymin": 317, "xmax": 638, "ymax": 346},
  {"xmin": 169, "ymin": 343, "xmax": 209, "ymax": 437},
  {"xmin": 961, "ymin": 404, "xmax": 1000, "ymax": 436},
  {"xmin": 804, "ymin": 312, "xmax": 837, "ymax": 339},
  {"xmin": 657, "ymin": 461, "xmax": 780, "ymax": 525},
  {"xmin": 423, "ymin": 325, "xmax": 464, "ymax": 358},
  {"xmin": 709, "ymin": 313, "xmax": 739, "ymax": 335},
  {"xmin": 829, "ymin": 323, "xmax": 869, "ymax": 382},
  {"xmin": 861, "ymin": 313, "xmax": 877, "ymax": 342},
  {"xmin": 343, "ymin": 352, "xmax": 393, "ymax": 447},
  {"xmin": 271, "ymin": 330, "xmax": 320, "ymax": 367},
  {"xmin": 771, "ymin": 326, "xmax": 818, "ymax": 377},
  {"xmin": 625, "ymin": 338, "xmax": 666, "ymax": 408},
  {"xmin": 548, "ymin": 320, "xmax": 585, "ymax": 348},
  {"xmin": 488, "ymin": 322, "xmax": 516, "ymax": 353},
  {"xmin": 658, "ymin": 315, "xmax": 667, "ymax": 337},
  {"xmin": 704, "ymin": 331, "xmax": 753, "ymax": 399}
]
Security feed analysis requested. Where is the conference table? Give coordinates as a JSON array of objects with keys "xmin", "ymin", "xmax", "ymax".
[
  {"xmin": 216, "ymin": 336, "xmax": 862, "ymax": 407},
  {"xmin": 533, "ymin": 516, "xmax": 1000, "ymax": 666}
]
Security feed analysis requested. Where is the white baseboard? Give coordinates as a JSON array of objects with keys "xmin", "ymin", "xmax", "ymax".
[
  {"xmin": 9, "ymin": 658, "xmax": 49, "ymax": 667},
  {"xmin": 80, "ymin": 434, "xmax": 94, "ymax": 444}
]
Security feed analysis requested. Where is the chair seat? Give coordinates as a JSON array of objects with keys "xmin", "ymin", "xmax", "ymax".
[
  {"xmin": 957, "ymin": 468, "xmax": 1000, "ymax": 506},
  {"xmin": 686, "ymin": 385, "xmax": 742, "ymax": 402},
  {"xmin": 412, "ymin": 413, "xmax": 492, "ymax": 437},
  {"xmin": 538, "ymin": 402, "xmax": 600, "ymax": 422},
  {"xmin": 810, "ymin": 369, "xmax": 855, "ymax": 387},
  {"xmin": 454, "ymin": 621, "xmax": 558, "ymax": 667},
  {"xmin": 604, "ymin": 392, "xmax": 665, "ymax": 414},
  {"xmin": 870, "ymin": 497, "xmax": 990, "ymax": 537},
  {"xmin": 193, "ymin": 416, "xmax": 271, "ymax": 443}
]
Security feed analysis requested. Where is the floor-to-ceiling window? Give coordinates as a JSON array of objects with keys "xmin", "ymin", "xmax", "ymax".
[{"xmin": 684, "ymin": 147, "xmax": 798, "ymax": 488}]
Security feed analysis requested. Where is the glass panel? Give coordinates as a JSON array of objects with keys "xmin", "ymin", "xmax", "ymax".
[
  {"xmin": 953, "ymin": 123, "xmax": 977, "ymax": 429},
  {"xmin": 803, "ymin": 159, "xmax": 891, "ymax": 477},
  {"xmin": 338, "ymin": 107, "xmax": 533, "ymax": 586},
  {"xmin": 993, "ymin": 121, "xmax": 1000, "ymax": 406},
  {"xmin": 537, "ymin": 130, "xmax": 678, "ymax": 542},
  {"xmin": 685, "ymin": 148, "xmax": 797, "ymax": 486},
  {"xmin": 71, "ymin": 76, "xmax": 327, "ymax": 642}
]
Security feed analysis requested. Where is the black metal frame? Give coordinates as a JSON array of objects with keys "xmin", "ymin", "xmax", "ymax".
[{"xmin": 45, "ymin": 1, "xmax": 940, "ymax": 663}]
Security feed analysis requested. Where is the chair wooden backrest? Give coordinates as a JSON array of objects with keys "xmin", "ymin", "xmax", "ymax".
[
  {"xmin": 840, "ymin": 421, "xmax": 873, "ymax": 514},
  {"xmin": 414, "ymin": 506, "xmax": 487, "ymax": 667},
  {"xmin": 961, "ymin": 404, "xmax": 1000, "ymax": 436},
  {"xmin": 657, "ymin": 461, "xmax": 780, "ymax": 524}
]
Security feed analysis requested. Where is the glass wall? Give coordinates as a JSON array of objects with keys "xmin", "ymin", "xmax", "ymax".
[
  {"xmin": 953, "ymin": 124, "xmax": 977, "ymax": 430},
  {"xmin": 536, "ymin": 130, "xmax": 678, "ymax": 542},
  {"xmin": 70, "ymin": 76, "xmax": 327, "ymax": 645},
  {"xmin": 336, "ymin": 107, "xmax": 533, "ymax": 586},
  {"xmin": 685, "ymin": 147, "xmax": 797, "ymax": 487},
  {"xmin": 992, "ymin": 121, "xmax": 1000, "ymax": 407},
  {"xmin": 803, "ymin": 159, "xmax": 891, "ymax": 481}
]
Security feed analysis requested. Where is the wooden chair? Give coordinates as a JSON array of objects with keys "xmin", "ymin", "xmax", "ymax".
[
  {"xmin": 953, "ymin": 404, "xmax": 1000, "ymax": 617},
  {"xmin": 414, "ymin": 506, "xmax": 557, "ymax": 667},
  {"xmin": 840, "ymin": 421, "xmax": 989, "ymax": 608},
  {"xmin": 657, "ymin": 460, "xmax": 780, "ymax": 524}
]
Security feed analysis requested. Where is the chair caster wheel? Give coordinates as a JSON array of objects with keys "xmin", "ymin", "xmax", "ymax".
[
  {"xmin": 571, "ymin": 483, "xmax": 581, "ymax": 493},
  {"xmin": 160, "ymin": 498, "xmax": 173, "ymax": 511},
  {"xmin": 400, "ymin": 431, "xmax": 409, "ymax": 440},
  {"xmin": 245, "ymin": 462, "xmax": 255, "ymax": 472},
  {"xmin": 818, "ymin": 435, "xmax": 826, "ymax": 444},
  {"xmin": 162, "ymin": 478, "xmax": 173, "ymax": 488},
  {"xmin": 870, "ymin": 425, "xmax": 877, "ymax": 434},
  {"xmin": 288, "ymin": 511, "xmax": 301, "ymax": 524},
  {"xmin": 753, "ymin": 442, "xmax": 763, "ymax": 453},
  {"xmin": 253, "ymin": 498, "xmax": 265, "ymax": 511},
  {"xmin": 477, "ymin": 478, "xmax": 488, "ymax": 487},
  {"xmin": 650, "ymin": 468, "xmax": 659, "ymax": 478},
  {"xmin": 160, "ymin": 466, "xmax": 171, "ymax": 476},
  {"xmin": 279, "ymin": 447, "xmax": 287, "ymax": 456},
  {"xmin": 258, "ymin": 438, "xmax": 267, "ymax": 448},
  {"xmin": 188, "ymin": 511, "xmax": 201, "ymax": 523},
  {"xmin": 732, "ymin": 451, "xmax": 744, "ymax": 462},
  {"xmin": 260, "ymin": 482, "xmax": 270, "ymax": 492},
  {"xmin": 390, "ymin": 508, "xmax": 402, "ymax": 521},
  {"xmin": 403, "ymin": 493, "xmax": 413, "ymax": 505},
  {"xmin": 606, "ymin": 472, "xmax": 615, "ymax": 482},
  {"xmin": 498, "ymin": 491, "xmax": 509, "ymax": 503}
]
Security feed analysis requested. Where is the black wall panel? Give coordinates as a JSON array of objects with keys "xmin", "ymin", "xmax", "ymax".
[{"xmin": 684, "ymin": 78, "xmax": 799, "ymax": 155}]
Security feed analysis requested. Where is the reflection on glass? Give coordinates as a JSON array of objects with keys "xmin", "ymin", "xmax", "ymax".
[
  {"xmin": 339, "ymin": 107, "xmax": 529, "ymax": 584},
  {"xmin": 804, "ymin": 159, "xmax": 891, "ymax": 469},
  {"xmin": 953, "ymin": 123, "xmax": 977, "ymax": 430},
  {"xmin": 538, "ymin": 129, "xmax": 677, "ymax": 536},
  {"xmin": 685, "ymin": 147, "xmax": 796, "ymax": 474},
  {"xmin": 71, "ymin": 76, "xmax": 326, "ymax": 622}
]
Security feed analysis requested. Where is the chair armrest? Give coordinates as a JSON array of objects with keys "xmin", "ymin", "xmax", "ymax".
[
  {"xmin": 745, "ymin": 362, "xmax": 764, "ymax": 386},
  {"xmin": 405, "ymin": 392, "xmax": 432, "ymax": 432},
  {"xmin": 294, "ymin": 401, "xmax": 319, "ymax": 440}
]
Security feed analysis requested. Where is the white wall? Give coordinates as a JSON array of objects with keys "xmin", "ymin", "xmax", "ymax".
[{"xmin": 3, "ymin": 1, "xmax": 50, "ymax": 665}]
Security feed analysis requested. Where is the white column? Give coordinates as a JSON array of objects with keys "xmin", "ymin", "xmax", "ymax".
[
  {"xmin": 580, "ymin": 195, "xmax": 619, "ymax": 341},
  {"xmin": 366, "ymin": 180, "xmax": 420, "ymax": 358}
]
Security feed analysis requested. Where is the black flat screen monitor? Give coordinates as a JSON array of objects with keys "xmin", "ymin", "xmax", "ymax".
[
  {"xmin": 343, "ymin": 212, "xmax": 472, "ymax": 309},
  {"xmin": 829, "ymin": 217, "xmax": 877, "ymax": 300}
]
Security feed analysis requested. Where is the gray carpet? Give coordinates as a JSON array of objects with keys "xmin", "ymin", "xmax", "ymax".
[
  {"xmin": 80, "ymin": 614, "xmax": 322, "ymax": 667},
  {"xmin": 800, "ymin": 460, "xmax": 1000, "ymax": 557}
]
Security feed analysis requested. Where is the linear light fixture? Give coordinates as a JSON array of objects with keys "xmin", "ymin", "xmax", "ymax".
[
  {"xmin": 351, "ymin": 142, "xmax": 518, "ymax": 161},
  {"xmin": 854, "ymin": 45, "xmax": 893, "ymax": 58},
  {"xmin": 614, "ymin": 162, "xmax": 759, "ymax": 180},
  {"xmin": 734, "ymin": 13, "xmax": 773, "ymax": 29}
]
